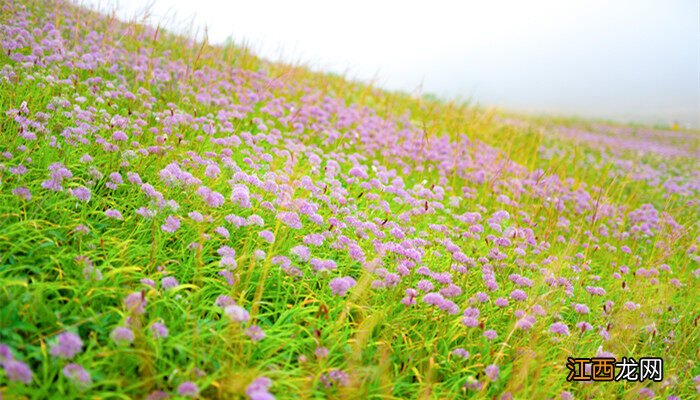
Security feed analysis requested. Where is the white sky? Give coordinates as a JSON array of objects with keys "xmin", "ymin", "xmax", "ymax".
[{"xmin": 82, "ymin": 0, "xmax": 699, "ymax": 128}]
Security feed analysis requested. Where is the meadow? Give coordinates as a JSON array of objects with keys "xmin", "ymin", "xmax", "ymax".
[{"xmin": 1, "ymin": 0, "xmax": 699, "ymax": 398}]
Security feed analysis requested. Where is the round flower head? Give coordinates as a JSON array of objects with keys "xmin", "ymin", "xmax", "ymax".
[
  {"xmin": 224, "ymin": 305, "xmax": 250, "ymax": 323},
  {"xmin": 485, "ymin": 364, "xmax": 500, "ymax": 381},
  {"xmin": 105, "ymin": 209, "xmax": 123, "ymax": 220},
  {"xmin": 70, "ymin": 186, "xmax": 91, "ymax": 202},
  {"xmin": 329, "ymin": 276, "xmax": 356, "ymax": 296},
  {"xmin": 259, "ymin": 230, "xmax": 275, "ymax": 243},
  {"xmin": 150, "ymin": 322, "xmax": 169, "ymax": 339},
  {"xmin": 245, "ymin": 325, "xmax": 266, "ymax": 342},
  {"xmin": 4, "ymin": 359, "xmax": 33, "ymax": 384},
  {"xmin": 146, "ymin": 390, "xmax": 170, "ymax": 400},
  {"xmin": 124, "ymin": 291, "xmax": 147, "ymax": 314},
  {"xmin": 161, "ymin": 276, "xmax": 179, "ymax": 290},
  {"xmin": 63, "ymin": 363, "xmax": 92, "ymax": 388},
  {"xmin": 550, "ymin": 322, "xmax": 570, "ymax": 336},
  {"xmin": 177, "ymin": 381, "xmax": 199, "ymax": 397},
  {"xmin": 50, "ymin": 331, "xmax": 83, "ymax": 359},
  {"xmin": 110, "ymin": 326, "xmax": 135, "ymax": 344},
  {"xmin": 246, "ymin": 376, "xmax": 273, "ymax": 397},
  {"xmin": 161, "ymin": 215, "xmax": 181, "ymax": 233}
]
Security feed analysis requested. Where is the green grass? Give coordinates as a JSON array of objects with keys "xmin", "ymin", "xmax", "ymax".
[{"xmin": 0, "ymin": 0, "xmax": 699, "ymax": 399}]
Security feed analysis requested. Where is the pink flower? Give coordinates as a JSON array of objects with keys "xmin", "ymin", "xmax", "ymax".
[
  {"xmin": 225, "ymin": 305, "xmax": 250, "ymax": 323},
  {"xmin": 12, "ymin": 187, "xmax": 31, "ymax": 200},
  {"xmin": 329, "ymin": 276, "xmax": 356, "ymax": 296},
  {"xmin": 214, "ymin": 226, "xmax": 230, "ymax": 238},
  {"xmin": 105, "ymin": 209, "xmax": 123, "ymax": 220},
  {"xmin": 277, "ymin": 211, "xmax": 302, "ymax": 229},
  {"xmin": 4, "ymin": 359, "xmax": 33, "ymax": 384},
  {"xmin": 112, "ymin": 131, "xmax": 128, "ymax": 141},
  {"xmin": 161, "ymin": 276, "xmax": 178, "ymax": 290},
  {"xmin": 63, "ymin": 363, "xmax": 92, "ymax": 387},
  {"xmin": 110, "ymin": 326, "xmax": 134, "ymax": 344},
  {"xmin": 550, "ymin": 322, "xmax": 570, "ymax": 336},
  {"xmin": 290, "ymin": 245, "xmax": 310, "ymax": 261},
  {"xmin": 485, "ymin": 364, "xmax": 499, "ymax": 381},
  {"xmin": 177, "ymin": 381, "xmax": 199, "ymax": 397},
  {"xmin": 50, "ymin": 332, "xmax": 83, "ymax": 359},
  {"xmin": 259, "ymin": 230, "xmax": 275, "ymax": 243},
  {"xmin": 483, "ymin": 330, "xmax": 498, "ymax": 340},
  {"xmin": 161, "ymin": 216, "xmax": 180, "ymax": 233},
  {"xmin": 70, "ymin": 186, "xmax": 91, "ymax": 202},
  {"xmin": 150, "ymin": 322, "xmax": 169, "ymax": 339},
  {"xmin": 245, "ymin": 325, "xmax": 266, "ymax": 342}
]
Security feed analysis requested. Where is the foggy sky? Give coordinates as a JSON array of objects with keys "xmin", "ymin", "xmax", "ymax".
[{"xmin": 83, "ymin": 0, "xmax": 700, "ymax": 128}]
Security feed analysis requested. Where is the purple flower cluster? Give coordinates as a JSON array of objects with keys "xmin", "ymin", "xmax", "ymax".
[{"xmin": 329, "ymin": 276, "xmax": 356, "ymax": 296}]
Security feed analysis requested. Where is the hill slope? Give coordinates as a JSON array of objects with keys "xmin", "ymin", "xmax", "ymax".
[{"xmin": 1, "ymin": 0, "xmax": 698, "ymax": 398}]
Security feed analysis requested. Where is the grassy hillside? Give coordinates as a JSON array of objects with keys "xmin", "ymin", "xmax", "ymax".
[{"xmin": 0, "ymin": 0, "xmax": 698, "ymax": 398}]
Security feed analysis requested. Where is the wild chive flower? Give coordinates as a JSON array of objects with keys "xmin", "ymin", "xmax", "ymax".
[
  {"xmin": 231, "ymin": 185, "xmax": 251, "ymax": 208},
  {"xmin": 12, "ymin": 187, "xmax": 32, "ymax": 200},
  {"xmin": 573, "ymin": 303, "xmax": 590, "ymax": 314},
  {"xmin": 205, "ymin": 164, "xmax": 220, "ymax": 178},
  {"xmin": 161, "ymin": 215, "xmax": 180, "ymax": 233},
  {"xmin": 423, "ymin": 292, "xmax": 444, "ymax": 306},
  {"xmin": 550, "ymin": 322, "xmax": 570, "ymax": 336},
  {"xmin": 50, "ymin": 332, "xmax": 83, "ymax": 359},
  {"xmin": 0, "ymin": 344, "xmax": 12, "ymax": 362},
  {"xmin": 314, "ymin": 346, "xmax": 329, "ymax": 359},
  {"xmin": 401, "ymin": 288, "xmax": 418, "ymax": 306},
  {"xmin": 218, "ymin": 245, "xmax": 237, "ymax": 268},
  {"xmin": 560, "ymin": 391, "xmax": 574, "ymax": 400},
  {"xmin": 215, "ymin": 295, "xmax": 235, "ymax": 307},
  {"xmin": 416, "ymin": 280, "xmax": 434, "ymax": 292},
  {"xmin": 510, "ymin": 289, "xmax": 528, "ymax": 301},
  {"xmin": 141, "ymin": 278, "xmax": 156, "ymax": 288},
  {"xmin": 219, "ymin": 270, "xmax": 235, "ymax": 285},
  {"xmin": 246, "ymin": 377, "xmax": 274, "ymax": 400},
  {"xmin": 112, "ymin": 131, "xmax": 128, "ymax": 141},
  {"xmin": 495, "ymin": 297, "xmax": 509, "ymax": 307},
  {"xmin": 146, "ymin": 391, "xmax": 170, "ymax": 400},
  {"xmin": 247, "ymin": 214, "xmax": 264, "ymax": 226},
  {"xmin": 177, "ymin": 381, "xmax": 199, "ymax": 397},
  {"xmin": 214, "ymin": 226, "xmax": 230, "ymax": 238},
  {"xmin": 277, "ymin": 211, "xmax": 302, "ymax": 229},
  {"xmin": 576, "ymin": 321, "xmax": 593, "ymax": 332},
  {"xmin": 259, "ymin": 230, "xmax": 275, "ymax": 243},
  {"xmin": 303, "ymin": 233, "xmax": 324, "ymax": 246},
  {"xmin": 150, "ymin": 322, "xmax": 169, "ymax": 339},
  {"xmin": 290, "ymin": 245, "xmax": 310, "ymax": 261},
  {"xmin": 483, "ymin": 330, "xmax": 498, "ymax": 340},
  {"xmin": 224, "ymin": 305, "xmax": 250, "ymax": 323},
  {"xmin": 111, "ymin": 326, "xmax": 135, "ymax": 344},
  {"xmin": 485, "ymin": 364, "xmax": 500, "ymax": 381},
  {"xmin": 516, "ymin": 315, "xmax": 536, "ymax": 330},
  {"xmin": 475, "ymin": 292, "xmax": 489, "ymax": 302},
  {"xmin": 63, "ymin": 363, "xmax": 92, "ymax": 387},
  {"xmin": 329, "ymin": 276, "xmax": 356, "ymax": 296},
  {"xmin": 105, "ymin": 209, "xmax": 123, "ymax": 220},
  {"xmin": 3, "ymin": 359, "xmax": 33, "ymax": 384},
  {"xmin": 452, "ymin": 348, "xmax": 470, "ymax": 358},
  {"xmin": 189, "ymin": 211, "xmax": 204, "ymax": 222},
  {"xmin": 161, "ymin": 276, "xmax": 178, "ymax": 290},
  {"xmin": 124, "ymin": 292, "xmax": 146, "ymax": 314},
  {"xmin": 69, "ymin": 186, "xmax": 91, "ymax": 202},
  {"xmin": 245, "ymin": 325, "xmax": 266, "ymax": 342},
  {"xmin": 320, "ymin": 369, "xmax": 350, "ymax": 388}
]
